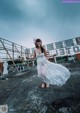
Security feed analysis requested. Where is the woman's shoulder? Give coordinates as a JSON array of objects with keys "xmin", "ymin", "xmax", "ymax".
[
  {"xmin": 42, "ymin": 46, "xmax": 46, "ymax": 49},
  {"xmin": 34, "ymin": 48, "xmax": 37, "ymax": 53},
  {"xmin": 34, "ymin": 47, "xmax": 37, "ymax": 51},
  {"xmin": 42, "ymin": 46, "xmax": 46, "ymax": 52}
]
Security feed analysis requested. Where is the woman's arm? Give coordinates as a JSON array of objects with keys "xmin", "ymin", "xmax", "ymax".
[
  {"xmin": 44, "ymin": 48, "xmax": 47, "ymax": 57},
  {"xmin": 26, "ymin": 50, "xmax": 36, "ymax": 60},
  {"xmin": 44, "ymin": 49, "xmax": 50, "ymax": 60},
  {"xmin": 33, "ymin": 50, "xmax": 36, "ymax": 59}
]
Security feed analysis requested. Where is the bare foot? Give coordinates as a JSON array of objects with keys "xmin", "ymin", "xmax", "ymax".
[
  {"xmin": 45, "ymin": 83, "xmax": 49, "ymax": 88},
  {"xmin": 41, "ymin": 83, "xmax": 45, "ymax": 88}
]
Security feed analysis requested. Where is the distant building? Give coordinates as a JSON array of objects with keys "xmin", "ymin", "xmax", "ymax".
[
  {"xmin": 44, "ymin": 37, "xmax": 80, "ymax": 57},
  {"xmin": 46, "ymin": 43, "xmax": 54, "ymax": 51},
  {"xmin": 30, "ymin": 37, "xmax": 80, "ymax": 62}
]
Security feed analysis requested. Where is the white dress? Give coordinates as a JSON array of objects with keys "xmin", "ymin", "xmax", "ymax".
[{"xmin": 35, "ymin": 49, "xmax": 70, "ymax": 86}]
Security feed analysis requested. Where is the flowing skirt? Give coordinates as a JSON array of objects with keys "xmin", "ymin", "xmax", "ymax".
[{"xmin": 37, "ymin": 60, "xmax": 70, "ymax": 86}]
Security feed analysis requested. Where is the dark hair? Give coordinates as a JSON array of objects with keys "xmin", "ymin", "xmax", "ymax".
[{"xmin": 35, "ymin": 38, "xmax": 44, "ymax": 53}]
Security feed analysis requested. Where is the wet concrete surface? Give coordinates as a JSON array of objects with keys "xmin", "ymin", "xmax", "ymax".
[{"xmin": 0, "ymin": 62, "xmax": 80, "ymax": 113}]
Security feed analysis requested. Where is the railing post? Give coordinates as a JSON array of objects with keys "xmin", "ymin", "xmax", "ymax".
[{"xmin": 12, "ymin": 43, "xmax": 14, "ymax": 60}]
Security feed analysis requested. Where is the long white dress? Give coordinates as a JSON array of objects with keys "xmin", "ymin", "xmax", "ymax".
[{"xmin": 35, "ymin": 49, "xmax": 70, "ymax": 86}]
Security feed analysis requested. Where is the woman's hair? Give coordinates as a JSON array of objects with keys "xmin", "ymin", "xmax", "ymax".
[{"xmin": 35, "ymin": 38, "xmax": 44, "ymax": 53}]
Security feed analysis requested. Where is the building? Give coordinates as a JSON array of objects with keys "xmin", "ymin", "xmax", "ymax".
[{"xmin": 30, "ymin": 37, "xmax": 80, "ymax": 62}]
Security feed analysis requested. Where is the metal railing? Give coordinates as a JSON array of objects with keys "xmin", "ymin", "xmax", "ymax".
[{"xmin": 0, "ymin": 37, "xmax": 30, "ymax": 75}]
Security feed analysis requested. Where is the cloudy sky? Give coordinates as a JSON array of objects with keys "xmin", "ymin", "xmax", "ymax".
[{"xmin": 0, "ymin": 0, "xmax": 80, "ymax": 48}]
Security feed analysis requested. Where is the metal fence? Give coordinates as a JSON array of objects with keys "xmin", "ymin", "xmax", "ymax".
[
  {"xmin": 0, "ymin": 37, "xmax": 30, "ymax": 61},
  {"xmin": 0, "ymin": 37, "xmax": 31, "ymax": 75}
]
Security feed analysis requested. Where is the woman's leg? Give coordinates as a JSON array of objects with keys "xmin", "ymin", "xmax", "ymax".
[
  {"xmin": 41, "ymin": 82, "xmax": 45, "ymax": 88},
  {"xmin": 45, "ymin": 83, "xmax": 49, "ymax": 88},
  {"xmin": 41, "ymin": 82, "xmax": 49, "ymax": 88}
]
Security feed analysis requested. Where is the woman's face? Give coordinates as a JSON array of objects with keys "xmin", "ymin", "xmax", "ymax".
[{"xmin": 36, "ymin": 41, "xmax": 41, "ymax": 47}]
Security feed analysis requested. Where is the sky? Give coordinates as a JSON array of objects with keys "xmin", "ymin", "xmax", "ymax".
[{"xmin": 0, "ymin": 0, "xmax": 80, "ymax": 48}]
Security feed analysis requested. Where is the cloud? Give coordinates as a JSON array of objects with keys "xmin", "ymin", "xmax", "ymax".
[
  {"xmin": 0, "ymin": 0, "xmax": 24, "ymax": 22},
  {"xmin": 0, "ymin": 0, "xmax": 80, "ymax": 48}
]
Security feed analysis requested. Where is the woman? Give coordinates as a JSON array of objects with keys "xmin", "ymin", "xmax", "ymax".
[{"xmin": 33, "ymin": 38, "xmax": 70, "ymax": 88}]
